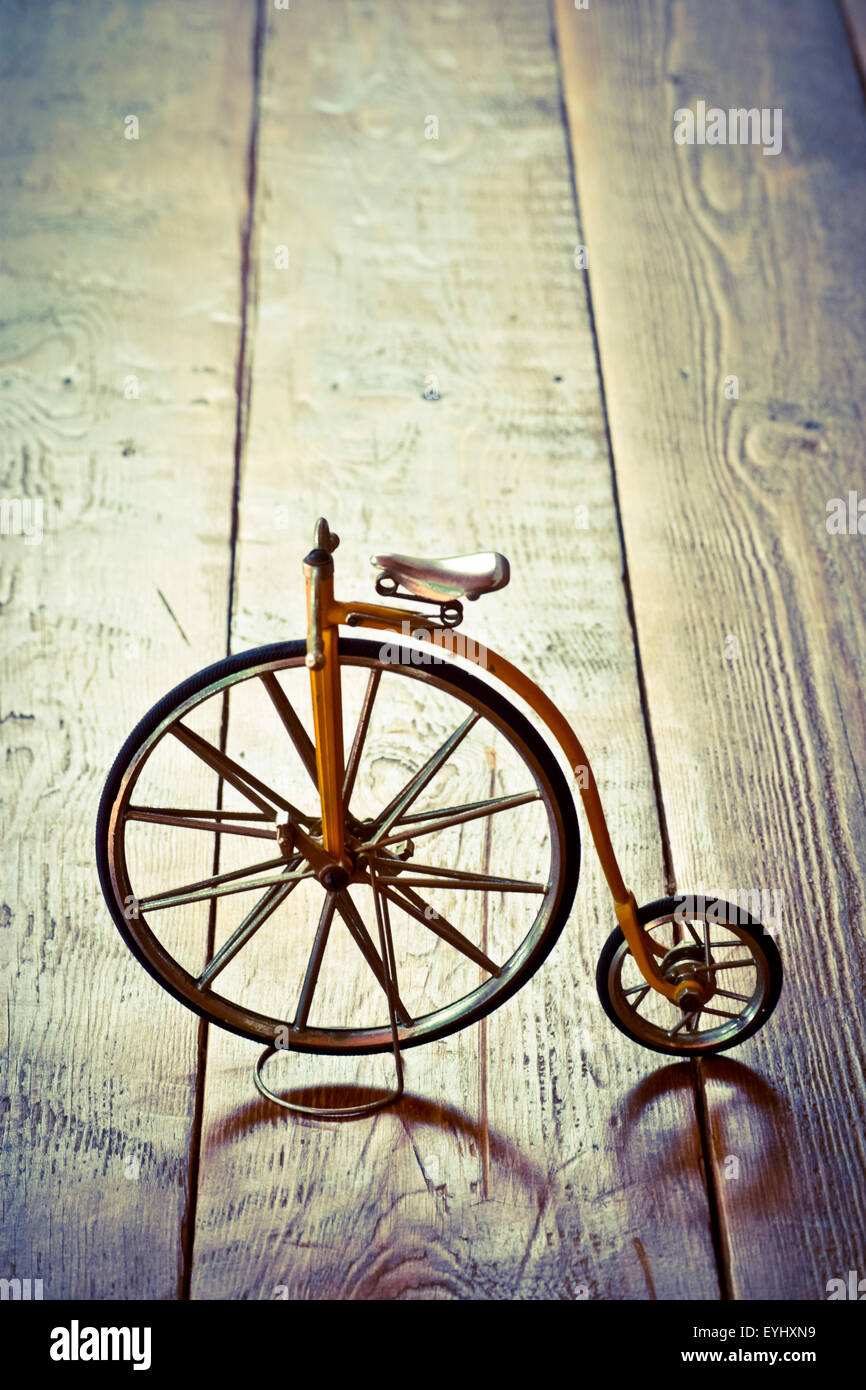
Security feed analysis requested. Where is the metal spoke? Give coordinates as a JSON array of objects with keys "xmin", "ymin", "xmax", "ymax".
[
  {"xmin": 667, "ymin": 1015, "xmax": 692, "ymax": 1036},
  {"xmin": 371, "ymin": 876, "xmax": 545, "ymax": 894},
  {"xmin": 342, "ymin": 668, "xmax": 381, "ymax": 807},
  {"xmin": 370, "ymin": 712, "xmax": 481, "ymax": 842},
  {"xmin": 197, "ymin": 862, "xmax": 304, "ymax": 988},
  {"xmin": 381, "ymin": 882, "xmax": 502, "ymax": 977},
  {"xmin": 127, "ymin": 807, "xmax": 275, "ymax": 821},
  {"xmin": 292, "ymin": 892, "xmax": 338, "ymax": 1031},
  {"xmin": 170, "ymin": 722, "xmax": 311, "ymax": 823},
  {"xmin": 372, "ymin": 790, "xmax": 541, "ymax": 848},
  {"xmin": 714, "ymin": 987, "xmax": 752, "ymax": 1003},
  {"xmin": 368, "ymin": 858, "xmax": 546, "ymax": 894},
  {"xmin": 685, "ymin": 921, "xmax": 703, "ymax": 947},
  {"xmin": 367, "ymin": 863, "xmax": 405, "ymax": 1093},
  {"xmin": 623, "ymin": 983, "xmax": 652, "ymax": 1003},
  {"xmin": 139, "ymin": 864, "xmax": 312, "ymax": 912},
  {"xmin": 392, "ymin": 792, "xmax": 536, "ymax": 827},
  {"xmin": 126, "ymin": 808, "xmax": 278, "ymax": 840},
  {"xmin": 333, "ymin": 891, "xmax": 413, "ymax": 1026},
  {"xmin": 695, "ymin": 1005, "xmax": 742, "ymax": 1020},
  {"xmin": 259, "ymin": 671, "xmax": 319, "ymax": 789},
  {"xmin": 693, "ymin": 959, "xmax": 755, "ymax": 974},
  {"xmin": 138, "ymin": 855, "xmax": 284, "ymax": 910}
]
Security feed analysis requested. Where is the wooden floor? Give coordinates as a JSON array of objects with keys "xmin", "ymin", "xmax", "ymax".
[{"xmin": 2, "ymin": 0, "xmax": 865, "ymax": 1300}]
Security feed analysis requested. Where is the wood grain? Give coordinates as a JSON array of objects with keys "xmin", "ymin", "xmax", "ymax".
[
  {"xmin": 188, "ymin": 0, "xmax": 721, "ymax": 1301},
  {"xmin": 555, "ymin": 0, "xmax": 866, "ymax": 1299},
  {"xmin": 0, "ymin": 1, "xmax": 256, "ymax": 1297}
]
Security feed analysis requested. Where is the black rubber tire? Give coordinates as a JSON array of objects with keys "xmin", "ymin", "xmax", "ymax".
[
  {"xmin": 96, "ymin": 638, "xmax": 580, "ymax": 1053},
  {"xmin": 595, "ymin": 896, "xmax": 783, "ymax": 1056}
]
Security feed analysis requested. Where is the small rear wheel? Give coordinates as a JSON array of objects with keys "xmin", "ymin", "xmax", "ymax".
[{"xmin": 596, "ymin": 896, "xmax": 783, "ymax": 1056}]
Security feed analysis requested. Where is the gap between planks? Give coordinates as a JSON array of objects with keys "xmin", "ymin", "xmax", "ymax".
[
  {"xmin": 546, "ymin": 0, "xmax": 735, "ymax": 1301},
  {"xmin": 180, "ymin": 0, "xmax": 268, "ymax": 1302}
]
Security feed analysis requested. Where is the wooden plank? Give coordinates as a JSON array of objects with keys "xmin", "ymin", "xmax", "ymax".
[
  {"xmin": 0, "ymin": 2, "xmax": 257, "ymax": 1297},
  {"xmin": 555, "ymin": 0, "xmax": 866, "ymax": 1299},
  {"xmin": 190, "ymin": 0, "xmax": 720, "ymax": 1300}
]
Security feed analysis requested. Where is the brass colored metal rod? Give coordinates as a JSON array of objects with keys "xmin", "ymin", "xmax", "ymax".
[
  {"xmin": 374, "ymin": 789, "xmax": 540, "ymax": 845},
  {"xmin": 140, "ymin": 867, "xmax": 312, "ymax": 912},
  {"xmin": 198, "ymin": 866, "xmax": 303, "ymax": 988},
  {"xmin": 126, "ymin": 810, "xmax": 277, "ymax": 839},
  {"xmin": 333, "ymin": 890, "xmax": 413, "ymax": 1026},
  {"xmin": 381, "ymin": 882, "xmax": 501, "ymax": 977},
  {"xmin": 293, "ymin": 892, "xmax": 338, "ymax": 1031},
  {"xmin": 170, "ymin": 722, "xmax": 305, "ymax": 820},
  {"xmin": 342, "ymin": 667, "xmax": 381, "ymax": 806},
  {"xmin": 370, "ymin": 712, "xmax": 481, "ymax": 842},
  {"xmin": 259, "ymin": 671, "xmax": 319, "ymax": 789}
]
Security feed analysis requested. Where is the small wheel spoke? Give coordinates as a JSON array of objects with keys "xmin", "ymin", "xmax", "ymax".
[
  {"xmin": 373, "ymin": 790, "xmax": 541, "ymax": 847},
  {"xmin": 342, "ymin": 668, "xmax": 381, "ymax": 807},
  {"xmin": 126, "ymin": 807, "xmax": 278, "ymax": 839},
  {"xmin": 259, "ymin": 671, "xmax": 319, "ymax": 789},
  {"xmin": 139, "ymin": 862, "xmax": 312, "ymax": 912},
  {"xmin": 381, "ymin": 882, "xmax": 502, "ymax": 977},
  {"xmin": 170, "ymin": 722, "xmax": 311, "ymax": 824},
  {"xmin": 714, "ymin": 987, "xmax": 752, "ymax": 1003},
  {"xmin": 696, "ymin": 1005, "xmax": 742, "ymax": 1020},
  {"xmin": 667, "ymin": 1015, "xmax": 692, "ymax": 1036},
  {"xmin": 197, "ymin": 863, "xmax": 303, "ymax": 987},
  {"xmin": 694, "ymin": 959, "xmax": 755, "ymax": 974},
  {"xmin": 684, "ymin": 922, "xmax": 703, "ymax": 947},
  {"xmin": 370, "ymin": 712, "xmax": 481, "ymax": 842},
  {"xmin": 623, "ymin": 983, "xmax": 652, "ymax": 1003}
]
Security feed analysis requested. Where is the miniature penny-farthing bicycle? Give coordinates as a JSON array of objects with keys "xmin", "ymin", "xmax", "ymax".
[{"xmin": 97, "ymin": 519, "xmax": 783, "ymax": 1118}]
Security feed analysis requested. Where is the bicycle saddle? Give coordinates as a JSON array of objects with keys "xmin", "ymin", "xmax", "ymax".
[{"xmin": 371, "ymin": 549, "xmax": 510, "ymax": 602}]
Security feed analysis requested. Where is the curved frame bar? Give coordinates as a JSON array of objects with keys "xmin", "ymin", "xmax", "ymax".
[{"xmin": 324, "ymin": 596, "xmax": 678, "ymax": 1002}]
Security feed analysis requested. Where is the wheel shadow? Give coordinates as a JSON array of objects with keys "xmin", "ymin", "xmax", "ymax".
[
  {"xmin": 617, "ymin": 1057, "xmax": 790, "ymax": 1212},
  {"xmin": 202, "ymin": 1081, "xmax": 553, "ymax": 1208}
]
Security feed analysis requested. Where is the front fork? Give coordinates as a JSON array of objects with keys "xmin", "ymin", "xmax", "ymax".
[{"xmin": 303, "ymin": 532, "xmax": 692, "ymax": 1007}]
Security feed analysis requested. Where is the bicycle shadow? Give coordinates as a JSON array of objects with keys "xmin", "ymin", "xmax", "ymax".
[
  {"xmin": 202, "ymin": 1083, "xmax": 555, "ymax": 1210},
  {"xmin": 202, "ymin": 1059, "xmax": 789, "ymax": 1223}
]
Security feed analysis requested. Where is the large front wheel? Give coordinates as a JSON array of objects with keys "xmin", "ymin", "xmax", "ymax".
[{"xmin": 97, "ymin": 638, "xmax": 580, "ymax": 1055}]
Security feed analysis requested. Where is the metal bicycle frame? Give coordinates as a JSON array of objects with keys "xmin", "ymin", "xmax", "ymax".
[{"xmin": 303, "ymin": 521, "xmax": 681, "ymax": 1005}]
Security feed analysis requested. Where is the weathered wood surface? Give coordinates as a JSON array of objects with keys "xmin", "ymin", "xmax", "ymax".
[
  {"xmin": 0, "ymin": 1, "xmax": 256, "ymax": 1297},
  {"xmin": 555, "ymin": 0, "xmax": 866, "ymax": 1299},
  {"xmin": 4, "ymin": 0, "xmax": 862, "ymax": 1303},
  {"xmin": 188, "ymin": 0, "xmax": 719, "ymax": 1300}
]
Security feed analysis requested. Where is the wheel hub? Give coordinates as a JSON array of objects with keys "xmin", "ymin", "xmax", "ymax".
[{"xmin": 661, "ymin": 944, "xmax": 714, "ymax": 1011}]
